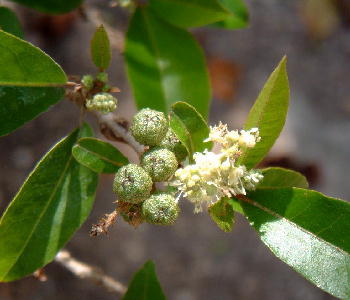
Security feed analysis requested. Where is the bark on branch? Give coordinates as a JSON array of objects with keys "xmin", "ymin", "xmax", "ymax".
[{"xmin": 55, "ymin": 250, "xmax": 127, "ymax": 295}]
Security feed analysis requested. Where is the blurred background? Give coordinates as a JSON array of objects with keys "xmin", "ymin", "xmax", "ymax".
[{"xmin": 1, "ymin": 0, "xmax": 349, "ymax": 299}]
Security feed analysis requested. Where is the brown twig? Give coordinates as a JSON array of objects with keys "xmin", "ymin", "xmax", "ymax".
[
  {"xmin": 55, "ymin": 250, "xmax": 127, "ymax": 295},
  {"xmin": 90, "ymin": 210, "xmax": 119, "ymax": 236}
]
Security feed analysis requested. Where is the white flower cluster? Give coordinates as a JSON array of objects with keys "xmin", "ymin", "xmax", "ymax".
[
  {"xmin": 172, "ymin": 123, "xmax": 263, "ymax": 212},
  {"xmin": 86, "ymin": 92, "xmax": 117, "ymax": 114}
]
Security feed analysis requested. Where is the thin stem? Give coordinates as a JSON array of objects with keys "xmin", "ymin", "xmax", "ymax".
[
  {"xmin": 95, "ymin": 112, "xmax": 144, "ymax": 155},
  {"xmin": 55, "ymin": 250, "xmax": 127, "ymax": 295},
  {"xmin": 79, "ymin": 106, "xmax": 86, "ymax": 127}
]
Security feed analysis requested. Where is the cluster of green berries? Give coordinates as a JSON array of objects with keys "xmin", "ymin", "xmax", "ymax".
[
  {"xmin": 82, "ymin": 73, "xmax": 117, "ymax": 114},
  {"xmin": 86, "ymin": 92, "xmax": 117, "ymax": 114},
  {"xmin": 113, "ymin": 108, "xmax": 188, "ymax": 225}
]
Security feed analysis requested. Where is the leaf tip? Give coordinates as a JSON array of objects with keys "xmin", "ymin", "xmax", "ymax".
[{"xmin": 280, "ymin": 55, "xmax": 288, "ymax": 67}]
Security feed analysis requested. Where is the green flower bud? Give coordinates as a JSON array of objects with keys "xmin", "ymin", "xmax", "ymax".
[
  {"xmin": 159, "ymin": 128, "xmax": 188, "ymax": 162},
  {"xmin": 81, "ymin": 74, "xmax": 94, "ymax": 90},
  {"xmin": 130, "ymin": 108, "xmax": 168, "ymax": 146},
  {"xmin": 113, "ymin": 164, "xmax": 153, "ymax": 203},
  {"xmin": 96, "ymin": 72, "xmax": 108, "ymax": 83},
  {"xmin": 141, "ymin": 147, "xmax": 178, "ymax": 182},
  {"xmin": 142, "ymin": 192, "xmax": 179, "ymax": 225},
  {"xmin": 86, "ymin": 92, "xmax": 117, "ymax": 114},
  {"xmin": 102, "ymin": 84, "xmax": 111, "ymax": 92}
]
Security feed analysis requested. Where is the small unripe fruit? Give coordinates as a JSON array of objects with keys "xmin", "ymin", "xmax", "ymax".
[
  {"xmin": 86, "ymin": 92, "xmax": 117, "ymax": 114},
  {"xmin": 141, "ymin": 147, "xmax": 178, "ymax": 182},
  {"xmin": 113, "ymin": 164, "xmax": 153, "ymax": 203},
  {"xmin": 142, "ymin": 192, "xmax": 179, "ymax": 225},
  {"xmin": 96, "ymin": 72, "xmax": 108, "ymax": 83},
  {"xmin": 159, "ymin": 129, "xmax": 188, "ymax": 162},
  {"xmin": 81, "ymin": 74, "xmax": 94, "ymax": 90},
  {"xmin": 130, "ymin": 108, "xmax": 168, "ymax": 146}
]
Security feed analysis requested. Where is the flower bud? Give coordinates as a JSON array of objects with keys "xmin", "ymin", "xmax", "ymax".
[
  {"xmin": 141, "ymin": 147, "xmax": 178, "ymax": 182},
  {"xmin": 81, "ymin": 74, "xmax": 94, "ymax": 90},
  {"xmin": 130, "ymin": 108, "xmax": 168, "ymax": 146},
  {"xmin": 86, "ymin": 92, "xmax": 117, "ymax": 114},
  {"xmin": 96, "ymin": 72, "xmax": 108, "ymax": 83},
  {"xmin": 159, "ymin": 128, "xmax": 188, "ymax": 162},
  {"xmin": 113, "ymin": 164, "xmax": 153, "ymax": 203},
  {"xmin": 142, "ymin": 192, "xmax": 179, "ymax": 225}
]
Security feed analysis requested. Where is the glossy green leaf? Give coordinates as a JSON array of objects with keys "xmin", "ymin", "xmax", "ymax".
[
  {"xmin": 169, "ymin": 102, "xmax": 212, "ymax": 160},
  {"xmin": 0, "ymin": 86, "xmax": 64, "ymax": 136},
  {"xmin": 208, "ymin": 197, "xmax": 235, "ymax": 232},
  {"xmin": 90, "ymin": 25, "xmax": 111, "ymax": 71},
  {"xmin": 240, "ymin": 188, "xmax": 350, "ymax": 299},
  {"xmin": 0, "ymin": 6, "xmax": 23, "ymax": 38},
  {"xmin": 0, "ymin": 30, "xmax": 66, "ymax": 135},
  {"xmin": 228, "ymin": 197, "xmax": 244, "ymax": 215},
  {"xmin": 125, "ymin": 7, "xmax": 211, "ymax": 119},
  {"xmin": 123, "ymin": 261, "xmax": 166, "ymax": 300},
  {"xmin": 149, "ymin": 0, "xmax": 230, "ymax": 28},
  {"xmin": 72, "ymin": 137, "xmax": 128, "ymax": 173},
  {"xmin": 0, "ymin": 125, "xmax": 98, "ymax": 282},
  {"xmin": 214, "ymin": 0, "xmax": 249, "ymax": 29},
  {"xmin": 259, "ymin": 167, "xmax": 309, "ymax": 189},
  {"xmin": 7, "ymin": 0, "xmax": 83, "ymax": 14},
  {"xmin": 0, "ymin": 30, "xmax": 67, "ymax": 86},
  {"xmin": 169, "ymin": 113, "xmax": 192, "ymax": 161},
  {"xmin": 237, "ymin": 56, "xmax": 289, "ymax": 169}
]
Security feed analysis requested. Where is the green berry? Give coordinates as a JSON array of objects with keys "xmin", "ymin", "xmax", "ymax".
[
  {"xmin": 142, "ymin": 192, "xmax": 179, "ymax": 225},
  {"xmin": 141, "ymin": 147, "xmax": 178, "ymax": 182},
  {"xmin": 81, "ymin": 74, "xmax": 94, "ymax": 90},
  {"xmin": 130, "ymin": 108, "xmax": 168, "ymax": 146},
  {"xmin": 96, "ymin": 72, "xmax": 108, "ymax": 83},
  {"xmin": 86, "ymin": 92, "xmax": 117, "ymax": 114},
  {"xmin": 159, "ymin": 129, "xmax": 188, "ymax": 162},
  {"xmin": 113, "ymin": 164, "xmax": 153, "ymax": 203}
]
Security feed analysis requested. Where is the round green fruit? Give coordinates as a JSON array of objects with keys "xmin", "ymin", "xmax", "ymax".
[
  {"xmin": 113, "ymin": 164, "xmax": 153, "ymax": 203},
  {"xmin": 141, "ymin": 147, "xmax": 178, "ymax": 182},
  {"xmin": 130, "ymin": 108, "xmax": 168, "ymax": 146},
  {"xmin": 142, "ymin": 192, "xmax": 179, "ymax": 225},
  {"xmin": 81, "ymin": 74, "xmax": 94, "ymax": 90},
  {"xmin": 159, "ymin": 129, "xmax": 188, "ymax": 162}
]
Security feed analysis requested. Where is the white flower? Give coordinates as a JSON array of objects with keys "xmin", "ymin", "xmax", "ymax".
[
  {"xmin": 172, "ymin": 123, "xmax": 263, "ymax": 212},
  {"xmin": 239, "ymin": 128, "xmax": 260, "ymax": 148}
]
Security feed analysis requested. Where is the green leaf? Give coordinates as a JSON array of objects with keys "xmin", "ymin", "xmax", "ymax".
[
  {"xmin": 7, "ymin": 0, "xmax": 83, "ymax": 14},
  {"xmin": 259, "ymin": 167, "xmax": 309, "ymax": 189},
  {"xmin": 0, "ymin": 30, "xmax": 67, "ymax": 86},
  {"xmin": 237, "ymin": 56, "xmax": 289, "ymax": 169},
  {"xmin": 208, "ymin": 197, "xmax": 235, "ymax": 232},
  {"xmin": 169, "ymin": 101, "xmax": 212, "ymax": 160},
  {"xmin": 240, "ymin": 188, "xmax": 350, "ymax": 299},
  {"xmin": 123, "ymin": 261, "xmax": 166, "ymax": 300},
  {"xmin": 125, "ymin": 7, "xmax": 211, "ymax": 119},
  {"xmin": 0, "ymin": 124, "xmax": 98, "ymax": 282},
  {"xmin": 0, "ymin": 86, "xmax": 64, "ymax": 136},
  {"xmin": 72, "ymin": 137, "xmax": 128, "ymax": 173},
  {"xmin": 0, "ymin": 31, "xmax": 67, "ymax": 135},
  {"xmin": 149, "ymin": 0, "xmax": 230, "ymax": 28},
  {"xmin": 228, "ymin": 197, "xmax": 244, "ymax": 215},
  {"xmin": 214, "ymin": 0, "xmax": 249, "ymax": 29},
  {"xmin": 90, "ymin": 25, "xmax": 111, "ymax": 71},
  {"xmin": 0, "ymin": 6, "xmax": 24, "ymax": 38}
]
